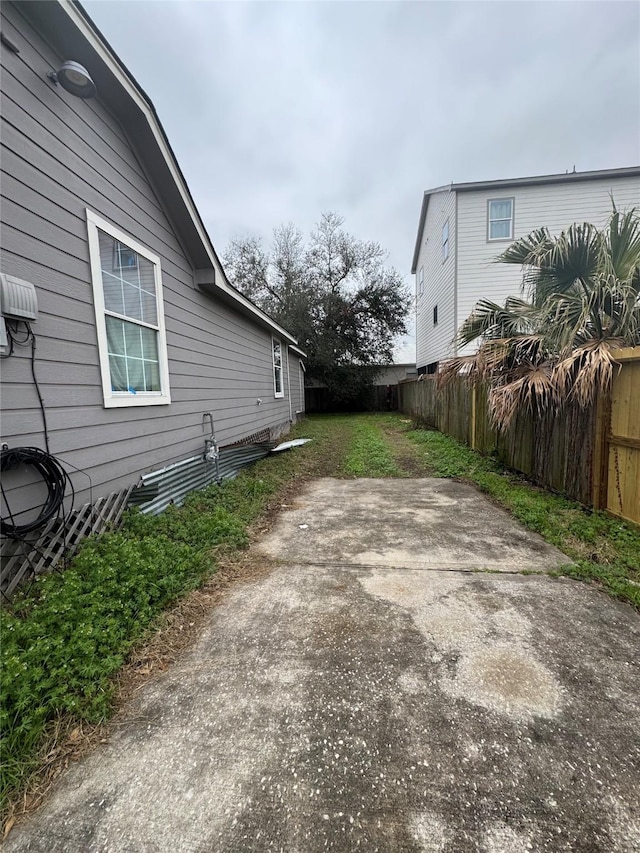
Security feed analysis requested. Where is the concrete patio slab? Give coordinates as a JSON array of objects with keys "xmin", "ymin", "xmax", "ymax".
[
  {"xmin": 5, "ymin": 479, "xmax": 639, "ymax": 852},
  {"xmin": 258, "ymin": 479, "xmax": 570, "ymax": 572}
]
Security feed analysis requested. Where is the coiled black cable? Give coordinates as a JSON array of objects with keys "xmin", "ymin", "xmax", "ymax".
[{"xmin": 0, "ymin": 447, "xmax": 69, "ymax": 537}]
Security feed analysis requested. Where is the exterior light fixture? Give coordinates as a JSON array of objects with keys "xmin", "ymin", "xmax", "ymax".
[{"xmin": 47, "ymin": 61, "xmax": 96, "ymax": 99}]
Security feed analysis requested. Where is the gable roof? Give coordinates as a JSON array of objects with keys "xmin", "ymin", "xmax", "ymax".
[
  {"xmin": 19, "ymin": 0, "xmax": 298, "ymax": 344},
  {"xmin": 411, "ymin": 165, "xmax": 640, "ymax": 273}
]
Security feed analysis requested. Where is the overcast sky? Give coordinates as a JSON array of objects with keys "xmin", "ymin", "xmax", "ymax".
[{"xmin": 84, "ymin": 0, "xmax": 640, "ymax": 362}]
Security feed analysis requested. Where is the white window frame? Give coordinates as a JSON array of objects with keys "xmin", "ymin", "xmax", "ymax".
[
  {"xmin": 487, "ymin": 197, "xmax": 515, "ymax": 242},
  {"xmin": 442, "ymin": 219, "xmax": 449, "ymax": 261},
  {"xmin": 86, "ymin": 209, "xmax": 171, "ymax": 408},
  {"xmin": 272, "ymin": 337, "xmax": 284, "ymax": 398}
]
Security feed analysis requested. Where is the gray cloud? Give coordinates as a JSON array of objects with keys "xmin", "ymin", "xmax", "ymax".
[{"xmin": 84, "ymin": 0, "xmax": 640, "ymax": 361}]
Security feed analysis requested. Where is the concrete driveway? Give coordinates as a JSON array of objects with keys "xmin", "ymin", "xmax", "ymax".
[{"xmin": 5, "ymin": 479, "xmax": 640, "ymax": 852}]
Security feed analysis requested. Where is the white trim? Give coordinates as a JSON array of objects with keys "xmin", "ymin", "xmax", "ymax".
[
  {"xmin": 487, "ymin": 197, "xmax": 515, "ymax": 242},
  {"xmin": 60, "ymin": 1, "xmax": 297, "ymax": 345},
  {"xmin": 441, "ymin": 219, "xmax": 449, "ymax": 261},
  {"xmin": 86, "ymin": 209, "xmax": 171, "ymax": 408},
  {"xmin": 272, "ymin": 337, "xmax": 284, "ymax": 398}
]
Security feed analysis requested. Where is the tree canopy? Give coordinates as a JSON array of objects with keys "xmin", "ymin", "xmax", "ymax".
[
  {"xmin": 444, "ymin": 206, "xmax": 640, "ymax": 428},
  {"xmin": 224, "ymin": 213, "xmax": 411, "ymax": 400}
]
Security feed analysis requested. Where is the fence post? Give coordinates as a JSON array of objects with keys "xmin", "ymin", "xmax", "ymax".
[
  {"xmin": 591, "ymin": 390, "xmax": 610, "ymax": 510},
  {"xmin": 470, "ymin": 385, "xmax": 477, "ymax": 450}
]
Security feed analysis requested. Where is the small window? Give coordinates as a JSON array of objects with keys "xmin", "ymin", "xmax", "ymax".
[
  {"xmin": 418, "ymin": 266, "xmax": 424, "ymax": 299},
  {"xmin": 442, "ymin": 220, "xmax": 449, "ymax": 260},
  {"xmin": 272, "ymin": 338, "xmax": 284, "ymax": 398},
  {"xmin": 488, "ymin": 198, "xmax": 514, "ymax": 241},
  {"xmin": 87, "ymin": 210, "xmax": 171, "ymax": 408},
  {"xmin": 433, "ymin": 304, "xmax": 438, "ymax": 325}
]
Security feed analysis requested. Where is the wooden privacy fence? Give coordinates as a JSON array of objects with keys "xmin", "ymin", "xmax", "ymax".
[
  {"xmin": 604, "ymin": 348, "xmax": 640, "ymax": 525},
  {"xmin": 398, "ymin": 346, "xmax": 640, "ymax": 526}
]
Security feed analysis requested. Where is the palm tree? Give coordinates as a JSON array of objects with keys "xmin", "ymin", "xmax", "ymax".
[{"xmin": 442, "ymin": 206, "xmax": 640, "ymax": 428}]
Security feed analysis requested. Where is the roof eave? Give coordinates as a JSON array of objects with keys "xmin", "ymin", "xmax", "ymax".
[{"xmin": 451, "ymin": 166, "xmax": 640, "ymax": 194}]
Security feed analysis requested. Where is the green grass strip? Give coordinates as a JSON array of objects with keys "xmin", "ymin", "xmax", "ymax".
[{"xmin": 342, "ymin": 416, "xmax": 404, "ymax": 477}]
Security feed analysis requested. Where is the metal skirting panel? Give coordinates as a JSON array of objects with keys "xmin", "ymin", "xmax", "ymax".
[{"xmin": 129, "ymin": 444, "xmax": 273, "ymax": 516}]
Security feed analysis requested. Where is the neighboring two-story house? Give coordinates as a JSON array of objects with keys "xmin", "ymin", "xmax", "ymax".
[{"xmin": 411, "ymin": 167, "xmax": 640, "ymax": 373}]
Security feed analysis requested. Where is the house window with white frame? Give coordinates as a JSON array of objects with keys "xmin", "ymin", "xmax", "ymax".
[
  {"xmin": 272, "ymin": 338, "xmax": 284, "ymax": 397},
  {"xmin": 487, "ymin": 198, "xmax": 514, "ymax": 241},
  {"xmin": 442, "ymin": 220, "xmax": 449, "ymax": 261},
  {"xmin": 86, "ymin": 210, "xmax": 171, "ymax": 408}
]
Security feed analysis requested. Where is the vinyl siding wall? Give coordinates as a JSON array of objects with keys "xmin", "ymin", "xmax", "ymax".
[
  {"xmin": 374, "ymin": 365, "xmax": 417, "ymax": 385},
  {"xmin": 414, "ymin": 190, "xmax": 456, "ymax": 369},
  {"xmin": 0, "ymin": 3, "xmax": 292, "ymax": 514},
  {"xmin": 455, "ymin": 176, "xmax": 640, "ymax": 355}
]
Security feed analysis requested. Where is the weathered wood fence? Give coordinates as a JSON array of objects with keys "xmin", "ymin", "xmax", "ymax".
[{"xmin": 399, "ymin": 347, "xmax": 640, "ymax": 526}]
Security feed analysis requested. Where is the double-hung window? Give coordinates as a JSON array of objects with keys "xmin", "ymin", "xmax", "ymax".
[
  {"xmin": 487, "ymin": 198, "xmax": 514, "ymax": 241},
  {"xmin": 87, "ymin": 210, "xmax": 171, "ymax": 408},
  {"xmin": 272, "ymin": 338, "xmax": 284, "ymax": 398}
]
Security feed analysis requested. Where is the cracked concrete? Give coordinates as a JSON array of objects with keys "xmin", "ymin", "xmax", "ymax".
[{"xmin": 4, "ymin": 479, "xmax": 639, "ymax": 852}]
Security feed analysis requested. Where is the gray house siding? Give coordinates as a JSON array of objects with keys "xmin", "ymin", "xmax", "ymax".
[{"xmin": 0, "ymin": 2, "xmax": 294, "ymax": 515}]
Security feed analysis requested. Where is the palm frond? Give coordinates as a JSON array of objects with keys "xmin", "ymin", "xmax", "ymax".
[
  {"xmin": 437, "ymin": 355, "xmax": 478, "ymax": 388},
  {"xmin": 553, "ymin": 338, "xmax": 625, "ymax": 408},
  {"xmin": 606, "ymin": 206, "xmax": 640, "ymax": 283},
  {"xmin": 488, "ymin": 362, "xmax": 558, "ymax": 429},
  {"xmin": 456, "ymin": 297, "xmax": 540, "ymax": 347},
  {"xmin": 497, "ymin": 228, "xmax": 552, "ymax": 267}
]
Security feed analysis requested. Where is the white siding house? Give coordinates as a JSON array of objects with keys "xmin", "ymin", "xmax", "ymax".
[{"xmin": 411, "ymin": 167, "xmax": 640, "ymax": 372}]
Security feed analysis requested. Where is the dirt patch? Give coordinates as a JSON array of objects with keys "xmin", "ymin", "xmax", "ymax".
[{"xmin": 382, "ymin": 425, "xmax": 432, "ymax": 477}]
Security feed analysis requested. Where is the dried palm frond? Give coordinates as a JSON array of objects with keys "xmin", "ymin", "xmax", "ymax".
[
  {"xmin": 488, "ymin": 362, "xmax": 559, "ymax": 429},
  {"xmin": 436, "ymin": 356, "xmax": 477, "ymax": 388},
  {"xmin": 553, "ymin": 338, "xmax": 625, "ymax": 408}
]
